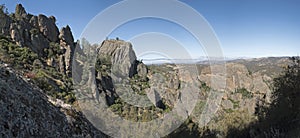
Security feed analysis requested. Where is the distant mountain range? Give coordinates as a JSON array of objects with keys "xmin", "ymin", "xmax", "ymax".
[{"xmin": 139, "ymin": 56, "xmax": 288, "ymax": 64}]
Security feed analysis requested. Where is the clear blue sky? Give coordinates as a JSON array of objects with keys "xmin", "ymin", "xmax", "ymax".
[{"xmin": 2, "ymin": 0, "xmax": 300, "ymax": 58}]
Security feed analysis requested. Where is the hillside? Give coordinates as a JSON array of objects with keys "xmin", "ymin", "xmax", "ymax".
[
  {"xmin": 0, "ymin": 63, "xmax": 107, "ymax": 137},
  {"xmin": 0, "ymin": 4, "xmax": 297, "ymax": 137}
]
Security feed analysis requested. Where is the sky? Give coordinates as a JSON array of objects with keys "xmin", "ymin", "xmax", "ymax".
[{"xmin": 1, "ymin": 0, "xmax": 300, "ymax": 59}]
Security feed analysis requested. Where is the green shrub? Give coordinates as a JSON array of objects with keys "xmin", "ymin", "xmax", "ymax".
[
  {"xmin": 45, "ymin": 42, "xmax": 62, "ymax": 58},
  {"xmin": 201, "ymin": 82, "xmax": 211, "ymax": 91},
  {"xmin": 228, "ymin": 98, "xmax": 240, "ymax": 109},
  {"xmin": 95, "ymin": 55, "xmax": 112, "ymax": 76},
  {"xmin": 0, "ymin": 38, "xmax": 38, "ymax": 66},
  {"xmin": 235, "ymin": 88, "xmax": 253, "ymax": 98}
]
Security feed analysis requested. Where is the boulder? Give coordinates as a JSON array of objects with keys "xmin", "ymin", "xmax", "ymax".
[{"xmin": 137, "ymin": 62, "xmax": 147, "ymax": 77}]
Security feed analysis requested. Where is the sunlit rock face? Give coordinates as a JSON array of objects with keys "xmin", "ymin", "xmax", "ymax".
[{"xmin": 97, "ymin": 40, "xmax": 137, "ymax": 78}]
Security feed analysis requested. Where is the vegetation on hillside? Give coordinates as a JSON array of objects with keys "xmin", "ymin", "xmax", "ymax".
[
  {"xmin": 0, "ymin": 36, "xmax": 38, "ymax": 69},
  {"xmin": 227, "ymin": 57, "xmax": 300, "ymax": 137},
  {"xmin": 0, "ymin": 36, "xmax": 75, "ymax": 104}
]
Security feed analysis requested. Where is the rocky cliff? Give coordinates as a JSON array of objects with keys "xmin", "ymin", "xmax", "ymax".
[{"xmin": 0, "ymin": 4, "xmax": 75, "ymax": 76}]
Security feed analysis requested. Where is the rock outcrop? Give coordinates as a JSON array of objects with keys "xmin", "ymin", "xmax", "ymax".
[
  {"xmin": 0, "ymin": 9, "xmax": 12, "ymax": 36},
  {"xmin": 37, "ymin": 14, "xmax": 59, "ymax": 42},
  {"xmin": 137, "ymin": 62, "xmax": 148, "ymax": 78},
  {"xmin": 59, "ymin": 25, "xmax": 75, "ymax": 76},
  {"xmin": 97, "ymin": 40, "xmax": 137, "ymax": 77},
  {"xmin": 59, "ymin": 25, "xmax": 74, "ymax": 45},
  {"xmin": 30, "ymin": 32, "xmax": 50, "ymax": 55},
  {"xmin": 15, "ymin": 4, "xmax": 27, "ymax": 20},
  {"xmin": 0, "ymin": 4, "xmax": 76, "ymax": 75},
  {"xmin": 9, "ymin": 23, "xmax": 24, "ymax": 46},
  {"xmin": 93, "ymin": 40, "xmax": 139, "ymax": 106},
  {"xmin": 29, "ymin": 16, "xmax": 38, "ymax": 28},
  {"xmin": 198, "ymin": 62, "xmax": 272, "ymax": 116}
]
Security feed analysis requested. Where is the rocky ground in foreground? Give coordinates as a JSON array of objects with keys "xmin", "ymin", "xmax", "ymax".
[{"xmin": 0, "ymin": 63, "xmax": 107, "ymax": 137}]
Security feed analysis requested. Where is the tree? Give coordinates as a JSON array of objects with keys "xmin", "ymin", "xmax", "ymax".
[
  {"xmin": 226, "ymin": 57, "xmax": 300, "ymax": 137},
  {"xmin": 262, "ymin": 57, "xmax": 300, "ymax": 134}
]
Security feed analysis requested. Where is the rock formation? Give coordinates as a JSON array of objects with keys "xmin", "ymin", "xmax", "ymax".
[
  {"xmin": 97, "ymin": 40, "xmax": 137, "ymax": 77},
  {"xmin": 59, "ymin": 25, "xmax": 75, "ymax": 76},
  {"xmin": 0, "ymin": 7, "xmax": 12, "ymax": 36},
  {"xmin": 37, "ymin": 14, "xmax": 59, "ymax": 42},
  {"xmin": 0, "ymin": 4, "xmax": 75, "ymax": 75},
  {"xmin": 15, "ymin": 4, "xmax": 27, "ymax": 20}
]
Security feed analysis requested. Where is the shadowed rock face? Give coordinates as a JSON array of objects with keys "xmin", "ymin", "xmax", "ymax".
[
  {"xmin": 59, "ymin": 25, "xmax": 75, "ymax": 76},
  {"xmin": 59, "ymin": 25, "xmax": 74, "ymax": 46},
  {"xmin": 30, "ymin": 32, "xmax": 50, "ymax": 55},
  {"xmin": 37, "ymin": 14, "xmax": 59, "ymax": 42},
  {"xmin": 0, "ymin": 9, "xmax": 12, "ymax": 36}
]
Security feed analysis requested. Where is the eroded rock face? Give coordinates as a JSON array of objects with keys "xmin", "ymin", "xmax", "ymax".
[
  {"xmin": 200, "ymin": 63, "xmax": 271, "ymax": 95},
  {"xmin": 29, "ymin": 16, "xmax": 39, "ymax": 28},
  {"xmin": 93, "ymin": 40, "xmax": 138, "ymax": 106},
  {"xmin": 198, "ymin": 62, "xmax": 273, "ymax": 118},
  {"xmin": 59, "ymin": 25, "xmax": 75, "ymax": 76},
  {"xmin": 10, "ymin": 23, "xmax": 24, "ymax": 46},
  {"xmin": 38, "ymin": 14, "xmax": 59, "ymax": 42},
  {"xmin": 1, "ymin": 4, "xmax": 77, "ymax": 66},
  {"xmin": 137, "ymin": 62, "xmax": 148, "ymax": 78},
  {"xmin": 0, "ymin": 10, "xmax": 12, "ymax": 36},
  {"xmin": 97, "ymin": 40, "xmax": 137, "ymax": 77},
  {"xmin": 1, "ymin": 4, "xmax": 62, "ymax": 57},
  {"xmin": 59, "ymin": 25, "xmax": 74, "ymax": 46},
  {"xmin": 148, "ymin": 68, "xmax": 180, "ymax": 108},
  {"xmin": 9, "ymin": 20, "xmax": 32, "ymax": 47},
  {"xmin": 30, "ymin": 32, "xmax": 49, "ymax": 56},
  {"xmin": 0, "ymin": 64, "xmax": 107, "ymax": 137}
]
